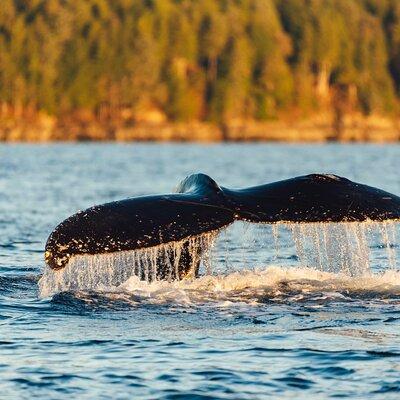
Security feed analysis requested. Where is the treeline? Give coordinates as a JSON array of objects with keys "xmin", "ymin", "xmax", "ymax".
[{"xmin": 1, "ymin": 0, "xmax": 400, "ymax": 126}]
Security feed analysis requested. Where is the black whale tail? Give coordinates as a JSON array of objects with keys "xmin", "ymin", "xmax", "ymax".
[
  {"xmin": 45, "ymin": 173, "xmax": 400, "ymax": 275},
  {"xmin": 45, "ymin": 173, "xmax": 235, "ymax": 271},
  {"xmin": 223, "ymin": 173, "xmax": 400, "ymax": 223}
]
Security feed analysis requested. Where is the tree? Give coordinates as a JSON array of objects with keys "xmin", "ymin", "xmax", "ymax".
[{"xmin": 0, "ymin": 0, "xmax": 399, "ymax": 126}]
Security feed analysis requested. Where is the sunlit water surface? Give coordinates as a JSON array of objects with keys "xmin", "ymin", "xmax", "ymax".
[{"xmin": 0, "ymin": 143, "xmax": 399, "ymax": 399}]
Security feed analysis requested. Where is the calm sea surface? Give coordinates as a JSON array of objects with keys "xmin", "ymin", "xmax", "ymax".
[{"xmin": 0, "ymin": 143, "xmax": 399, "ymax": 399}]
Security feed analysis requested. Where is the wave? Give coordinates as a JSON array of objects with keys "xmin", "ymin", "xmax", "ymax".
[
  {"xmin": 117, "ymin": 266, "xmax": 400, "ymax": 302},
  {"xmin": 40, "ymin": 265, "xmax": 400, "ymax": 306}
]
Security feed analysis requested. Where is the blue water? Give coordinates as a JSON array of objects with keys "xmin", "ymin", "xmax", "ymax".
[{"xmin": 0, "ymin": 143, "xmax": 400, "ymax": 399}]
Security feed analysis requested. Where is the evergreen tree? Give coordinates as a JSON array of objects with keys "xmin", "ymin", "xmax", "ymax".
[{"xmin": 0, "ymin": 0, "xmax": 399, "ymax": 125}]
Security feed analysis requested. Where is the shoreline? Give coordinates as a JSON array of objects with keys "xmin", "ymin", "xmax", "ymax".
[{"xmin": 1, "ymin": 115, "xmax": 399, "ymax": 143}]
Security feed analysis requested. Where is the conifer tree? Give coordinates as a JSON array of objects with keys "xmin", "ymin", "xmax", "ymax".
[{"xmin": 0, "ymin": 0, "xmax": 399, "ymax": 124}]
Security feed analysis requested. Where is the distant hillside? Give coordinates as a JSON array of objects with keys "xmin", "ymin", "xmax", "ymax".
[{"xmin": 1, "ymin": 0, "xmax": 400, "ymax": 141}]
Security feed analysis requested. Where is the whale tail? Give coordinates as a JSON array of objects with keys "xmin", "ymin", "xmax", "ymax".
[
  {"xmin": 45, "ymin": 173, "xmax": 235, "ymax": 272},
  {"xmin": 224, "ymin": 173, "xmax": 400, "ymax": 223},
  {"xmin": 45, "ymin": 173, "xmax": 400, "ymax": 277}
]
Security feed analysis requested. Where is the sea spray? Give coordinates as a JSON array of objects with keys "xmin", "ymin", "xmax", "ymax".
[
  {"xmin": 102, "ymin": 266, "xmax": 400, "ymax": 305},
  {"xmin": 290, "ymin": 222, "xmax": 372, "ymax": 276},
  {"xmin": 213, "ymin": 220, "xmax": 399, "ymax": 275},
  {"xmin": 379, "ymin": 221, "xmax": 398, "ymax": 269},
  {"xmin": 39, "ymin": 220, "xmax": 399, "ymax": 298},
  {"xmin": 39, "ymin": 231, "xmax": 217, "ymax": 298}
]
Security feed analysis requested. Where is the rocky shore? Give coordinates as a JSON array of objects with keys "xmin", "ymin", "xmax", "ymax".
[{"xmin": 1, "ymin": 113, "xmax": 399, "ymax": 142}]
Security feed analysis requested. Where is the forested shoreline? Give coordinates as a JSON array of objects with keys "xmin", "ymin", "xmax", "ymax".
[{"xmin": 1, "ymin": 0, "xmax": 400, "ymax": 141}]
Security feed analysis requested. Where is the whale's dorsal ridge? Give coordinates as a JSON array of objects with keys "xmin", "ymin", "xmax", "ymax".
[
  {"xmin": 175, "ymin": 173, "xmax": 222, "ymax": 196},
  {"xmin": 302, "ymin": 173, "xmax": 347, "ymax": 182}
]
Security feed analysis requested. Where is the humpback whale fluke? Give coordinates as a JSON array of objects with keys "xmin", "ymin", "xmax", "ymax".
[{"xmin": 45, "ymin": 173, "xmax": 400, "ymax": 277}]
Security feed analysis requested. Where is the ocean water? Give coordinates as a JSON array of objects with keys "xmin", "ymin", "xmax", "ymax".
[{"xmin": 0, "ymin": 143, "xmax": 399, "ymax": 399}]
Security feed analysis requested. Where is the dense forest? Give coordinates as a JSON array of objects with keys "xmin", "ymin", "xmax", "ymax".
[{"xmin": 1, "ymin": 0, "xmax": 400, "ymax": 140}]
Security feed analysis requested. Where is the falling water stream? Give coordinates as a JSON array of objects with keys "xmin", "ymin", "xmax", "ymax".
[
  {"xmin": 39, "ymin": 221, "xmax": 399, "ymax": 298},
  {"xmin": 39, "ymin": 231, "xmax": 218, "ymax": 297}
]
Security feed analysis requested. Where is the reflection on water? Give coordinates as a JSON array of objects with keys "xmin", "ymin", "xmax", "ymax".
[{"xmin": 1, "ymin": 143, "xmax": 400, "ymax": 398}]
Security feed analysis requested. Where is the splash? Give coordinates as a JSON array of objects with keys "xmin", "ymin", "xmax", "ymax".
[
  {"xmin": 117, "ymin": 265, "xmax": 400, "ymax": 303},
  {"xmin": 55, "ymin": 266, "xmax": 400, "ymax": 308},
  {"xmin": 289, "ymin": 221, "xmax": 398, "ymax": 275},
  {"xmin": 39, "ymin": 231, "xmax": 217, "ymax": 298},
  {"xmin": 38, "ymin": 221, "xmax": 399, "ymax": 298},
  {"xmin": 212, "ymin": 220, "xmax": 399, "ymax": 275},
  {"xmin": 290, "ymin": 222, "xmax": 371, "ymax": 276}
]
